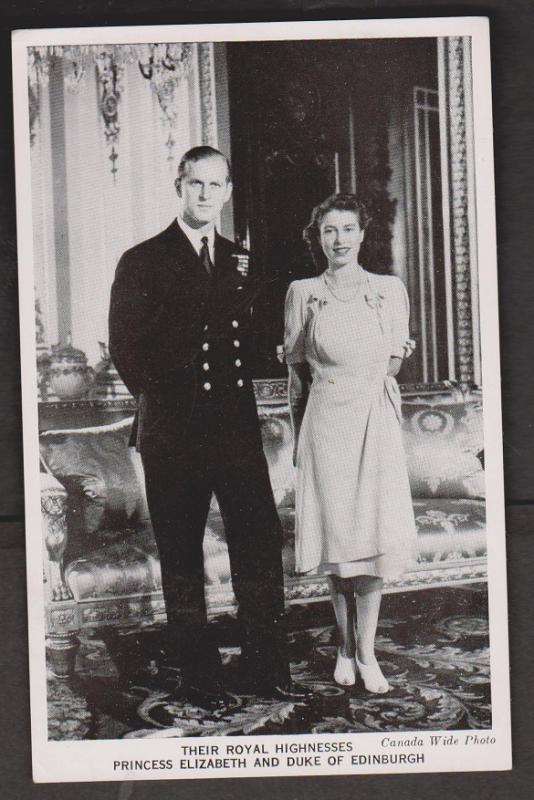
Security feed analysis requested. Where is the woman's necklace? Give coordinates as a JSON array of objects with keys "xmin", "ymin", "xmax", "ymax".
[{"xmin": 322, "ymin": 269, "xmax": 367, "ymax": 303}]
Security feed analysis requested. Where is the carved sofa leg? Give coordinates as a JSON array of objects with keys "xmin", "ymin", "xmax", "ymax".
[
  {"xmin": 46, "ymin": 633, "xmax": 80, "ymax": 679},
  {"xmin": 42, "ymin": 471, "xmax": 80, "ymax": 678},
  {"xmin": 41, "ymin": 472, "xmax": 73, "ymax": 601}
]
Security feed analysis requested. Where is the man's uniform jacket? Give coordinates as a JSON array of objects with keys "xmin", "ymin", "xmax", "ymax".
[{"xmin": 109, "ymin": 220, "xmax": 263, "ymax": 453}]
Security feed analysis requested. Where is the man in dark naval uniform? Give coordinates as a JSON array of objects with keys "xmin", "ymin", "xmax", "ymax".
[{"xmin": 109, "ymin": 146, "xmax": 302, "ymax": 703}]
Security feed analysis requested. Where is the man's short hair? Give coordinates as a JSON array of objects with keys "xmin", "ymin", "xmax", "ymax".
[{"xmin": 177, "ymin": 146, "xmax": 232, "ymax": 183}]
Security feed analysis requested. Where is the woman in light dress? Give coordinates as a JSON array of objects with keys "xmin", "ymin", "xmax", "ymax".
[{"xmin": 284, "ymin": 194, "xmax": 417, "ymax": 693}]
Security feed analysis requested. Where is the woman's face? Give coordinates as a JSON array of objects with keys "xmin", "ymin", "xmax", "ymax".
[{"xmin": 319, "ymin": 209, "xmax": 364, "ymax": 268}]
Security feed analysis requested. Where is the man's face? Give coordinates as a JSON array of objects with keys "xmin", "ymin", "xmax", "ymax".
[{"xmin": 176, "ymin": 156, "xmax": 232, "ymax": 228}]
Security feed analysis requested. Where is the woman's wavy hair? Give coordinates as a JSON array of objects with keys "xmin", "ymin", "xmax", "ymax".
[{"xmin": 303, "ymin": 193, "xmax": 370, "ymax": 271}]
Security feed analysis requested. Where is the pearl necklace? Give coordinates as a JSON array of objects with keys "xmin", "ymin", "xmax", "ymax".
[{"xmin": 322, "ymin": 270, "xmax": 367, "ymax": 303}]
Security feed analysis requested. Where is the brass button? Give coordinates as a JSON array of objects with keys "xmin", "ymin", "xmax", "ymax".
[
  {"xmin": 202, "ymin": 342, "xmax": 209, "ymax": 351},
  {"xmin": 233, "ymin": 340, "xmax": 240, "ymax": 348},
  {"xmin": 203, "ymin": 324, "xmax": 209, "ymax": 332},
  {"xmin": 235, "ymin": 359, "xmax": 242, "ymax": 367},
  {"xmin": 203, "ymin": 382, "xmax": 211, "ymax": 391},
  {"xmin": 232, "ymin": 320, "xmax": 239, "ymax": 328},
  {"xmin": 237, "ymin": 379, "xmax": 244, "ymax": 388},
  {"xmin": 202, "ymin": 363, "xmax": 210, "ymax": 371}
]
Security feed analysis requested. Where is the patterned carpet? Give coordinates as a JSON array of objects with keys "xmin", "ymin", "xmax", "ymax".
[{"xmin": 48, "ymin": 586, "xmax": 491, "ymax": 740}]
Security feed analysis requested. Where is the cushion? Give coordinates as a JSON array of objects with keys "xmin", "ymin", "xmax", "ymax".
[
  {"xmin": 412, "ymin": 498, "xmax": 486, "ymax": 562},
  {"xmin": 40, "ymin": 417, "xmax": 150, "ymax": 538},
  {"xmin": 401, "ymin": 399, "xmax": 485, "ymax": 500},
  {"xmin": 65, "ymin": 530, "xmax": 161, "ymax": 601}
]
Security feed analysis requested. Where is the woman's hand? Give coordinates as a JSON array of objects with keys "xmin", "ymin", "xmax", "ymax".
[{"xmin": 387, "ymin": 356, "xmax": 403, "ymax": 377}]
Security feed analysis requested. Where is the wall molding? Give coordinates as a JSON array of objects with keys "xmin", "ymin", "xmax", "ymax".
[
  {"xmin": 441, "ymin": 36, "xmax": 477, "ymax": 390},
  {"xmin": 198, "ymin": 42, "xmax": 218, "ymax": 147}
]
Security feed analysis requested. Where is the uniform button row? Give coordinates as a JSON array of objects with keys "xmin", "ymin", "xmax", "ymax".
[
  {"xmin": 204, "ymin": 340, "xmax": 241, "ymax": 350},
  {"xmin": 203, "ymin": 380, "xmax": 244, "ymax": 390},
  {"xmin": 202, "ymin": 322, "xmax": 237, "ymax": 330},
  {"xmin": 202, "ymin": 361, "xmax": 241, "ymax": 371}
]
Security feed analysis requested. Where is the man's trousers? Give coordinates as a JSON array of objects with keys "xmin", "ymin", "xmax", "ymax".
[{"xmin": 141, "ymin": 400, "xmax": 289, "ymax": 691}]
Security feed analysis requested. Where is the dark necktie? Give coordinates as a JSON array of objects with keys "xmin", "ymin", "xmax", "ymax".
[{"xmin": 199, "ymin": 236, "xmax": 213, "ymax": 277}]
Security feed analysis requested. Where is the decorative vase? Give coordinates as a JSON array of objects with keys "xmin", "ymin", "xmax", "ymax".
[
  {"xmin": 48, "ymin": 337, "xmax": 94, "ymax": 400},
  {"xmin": 36, "ymin": 347, "xmax": 51, "ymax": 401},
  {"xmin": 94, "ymin": 341, "xmax": 130, "ymax": 398}
]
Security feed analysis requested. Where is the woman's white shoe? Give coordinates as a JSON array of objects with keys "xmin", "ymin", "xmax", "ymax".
[
  {"xmin": 334, "ymin": 648, "xmax": 357, "ymax": 686},
  {"xmin": 355, "ymin": 653, "xmax": 390, "ymax": 694}
]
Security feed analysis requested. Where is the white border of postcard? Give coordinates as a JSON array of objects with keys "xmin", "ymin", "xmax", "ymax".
[{"xmin": 12, "ymin": 16, "xmax": 510, "ymax": 782}]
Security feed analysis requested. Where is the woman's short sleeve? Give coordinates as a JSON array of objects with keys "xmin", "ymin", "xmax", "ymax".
[
  {"xmin": 389, "ymin": 277, "xmax": 411, "ymax": 359},
  {"xmin": 284, "ymin": 281, "xmax": 307, "ymax": 365}
]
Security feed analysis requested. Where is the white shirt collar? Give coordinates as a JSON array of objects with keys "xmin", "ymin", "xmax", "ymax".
[{"xmin": 176, "ymin": 215, "xmax": 215, "ymax": 261}]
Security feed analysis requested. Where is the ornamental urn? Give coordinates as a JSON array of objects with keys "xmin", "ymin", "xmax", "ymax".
[{"xmin": 49, "ymin": 337, "xmax": 94, "ymax": 400}]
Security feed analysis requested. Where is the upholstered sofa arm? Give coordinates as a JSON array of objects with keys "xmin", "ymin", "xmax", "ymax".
[{"xmin": 40, "ymin": 471, "xmax": 73, "ymax": 601}]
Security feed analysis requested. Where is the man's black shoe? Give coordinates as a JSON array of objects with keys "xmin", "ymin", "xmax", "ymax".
[
  {"xmin": 185, "ymin": 684, "xmax": 238, "ymax": 710},
  {"xmin": 256, "ymin": 681, "xmax": 314, "ymax": 702}
]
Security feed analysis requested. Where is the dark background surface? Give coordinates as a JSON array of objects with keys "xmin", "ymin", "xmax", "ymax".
[
  {"xmin": 228, "ymin": 37, "xmax": 438, "ymax": 379},
  {"xmin": 1, "ymin": 1, "xmax": 533, "ymax": 798}
]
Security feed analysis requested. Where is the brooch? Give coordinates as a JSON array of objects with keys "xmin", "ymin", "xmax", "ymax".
[
  {"xmin": 364, "ymin": 291, "xmax": 384, "ymax": 310},
  {"xmin": 309, "ymin": 295, "xmax": 328, "ymax": 309},
  {"xmin": 233, "ymin": 254, "xmax": 249, "ymax": 277}
]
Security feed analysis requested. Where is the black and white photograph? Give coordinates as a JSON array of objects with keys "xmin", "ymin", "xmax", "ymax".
[{"xmin": 11, "ymin": 17, "xmax": 510, "ymax": 782}]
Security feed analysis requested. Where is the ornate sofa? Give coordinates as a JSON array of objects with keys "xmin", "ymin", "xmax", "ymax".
[{"xmin": 39, "ymin": 380, "xmax": 487, "ymax": 677}]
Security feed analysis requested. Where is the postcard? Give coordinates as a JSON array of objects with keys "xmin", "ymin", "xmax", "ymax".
[{"xmin": 11, "ymin": 16, "xmax": 510, "ymax": 782}]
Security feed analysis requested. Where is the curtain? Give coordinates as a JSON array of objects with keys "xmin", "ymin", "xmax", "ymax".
[{"xmin": 30, "ymin": 45, "xmax": 204, "ymax": 366}]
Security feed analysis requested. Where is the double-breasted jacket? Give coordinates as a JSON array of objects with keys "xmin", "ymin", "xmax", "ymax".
[{"xmin": 109, "ymin": 221, "xmax": 263, "ymax": 453}]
